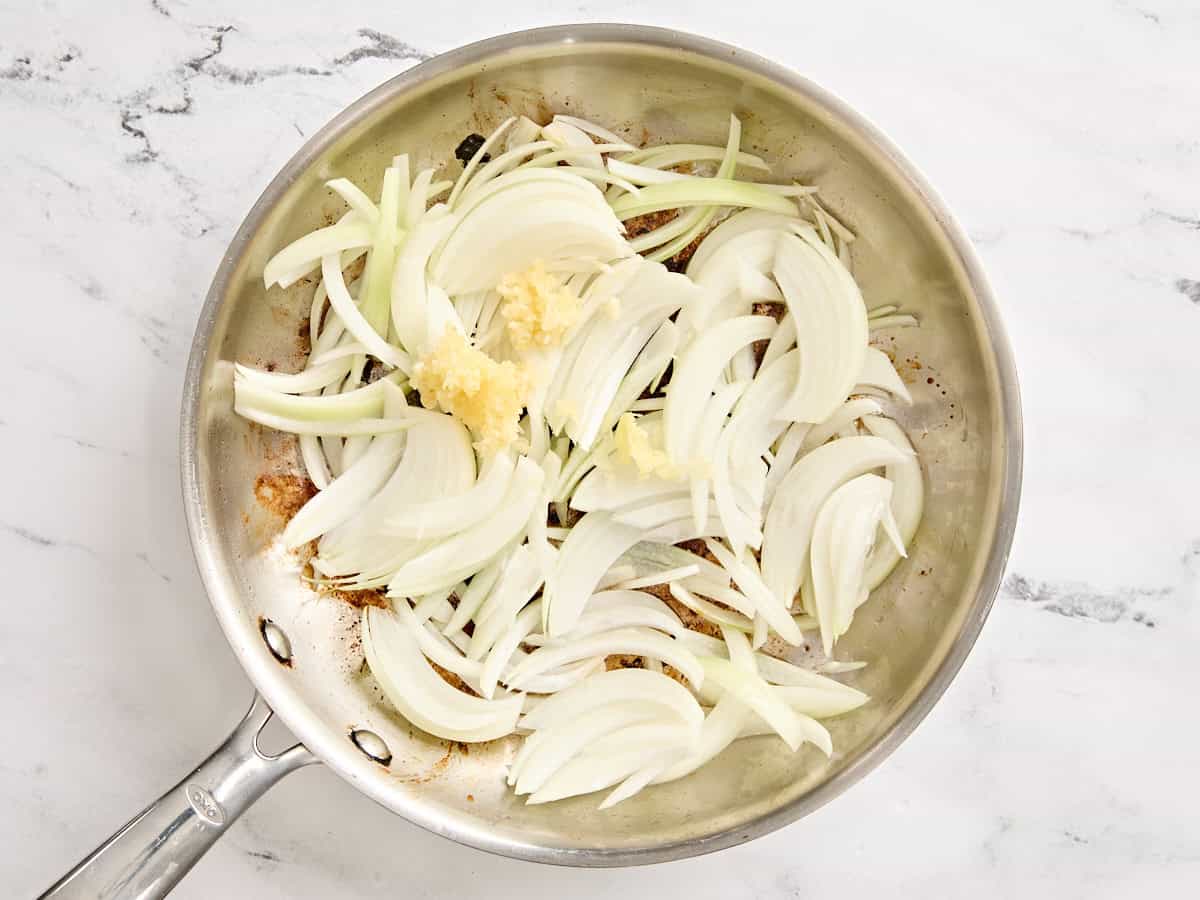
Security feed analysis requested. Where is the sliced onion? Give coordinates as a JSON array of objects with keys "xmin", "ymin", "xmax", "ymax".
[
  {"xmin": 541, "ymin": 120, "xmax": 605, "ymax": 169},
  {"xmin": 607, "ymin": 157, "xmax": 689, "ymax": 186},
  {"xmin": 663, "ymin": 315, "xmax": 775, "ymax": 465},
  {"xmin": 513, "ymin": 701, "xmax": 674, "ymax": 796},
  {"xmin": 773, "ymin": 230, "xmax": 868, "ymax": 423},
  {"xmin": 609, "ymin": 565, "xmax": 700, "ymax": 591},
  {"xmin": 434, "ymin": 170, "xmax": 629, "ymax": 295},
  {"xmin": 721, "ymin": 623, "xmax": 757, "ymax": 671},
  {"xmin": 263, "ymin": 219, "xmax": 372, "ymax": 289},
  {"xmin": 653, "ymin": 695, "xmax": 749, "ymax": 784},
  {"xmin": 869, "ymin": 313, "xmax": 919, "ymax": 330},
  {"xmin": 234, "ymin": 360, "xmax": 352, "ymax": 396},
  {"xmin": 442, "ymin": 554, "xmax": 506, "ymax": 636},
  {"xmin": 598, "ymin": 750, "xmax": 680, "ymax": 809},
  {"xmin": 570, "ymin": 463, "xmax": 683, "ymax": 514},
  {"xmin": 281, "ymin": 383, "xmax": 408, "ymax": 548},
  {"xmin": 518, "ymin": 657, "xmax": 607, "ymax": 695},
  {"xmin": 640, "ymin": 515, "xmax": 731, "ymax": 545},
  {"xmin": 525, "ymin": 737, "xmax": 686, "ymax": 806},
  {"xmin": 411, "ymin": 587, "xmax": 456, "ymax": 625},
  {"xmin": 235, "ymin": 409, "xmax": 410, "ymax": 438},
  {"xmin": 519, "ymin": 667, "xmax": 704, "ymax": 732},
  {"xmin": 643, "ymin": 113, "xmax": 743, "ymax": 263},
  {"xmin": 325, "ymin": 177, "xmax": 380, "ymax": 225},
  {"xmin": 689, "ymin": 379, "xmax": 749, "ymax": 534},
  {"xmin": 772, "ymin": 684, "xmax": 868, "ymax": 718},
  {"xmin": 686, "ymin": 209, "xmax": 799, "ymax": 276},
  {"xmin": 684, "ymin": 229, "xmax": 784, "ymax": 333},
  {"xmin": 761, "ymin": 435, "xmax": 908, "ymax": 609},
  {"xmin": 389, "ymin": 213, "xmax": 460, "ymax": 355},
  {"xmin": 468, "ymin": 545, "xmax": 545, "ymax": 660},
  {"xmin": 855, "ymin": 347, "xmax": 913, "ymax": 404},
  {"xmin": 234, "ymin": 370, "xmax": 402, "ymax": 425},
  {"xmin": 382, "ymin": 451, "xmax": 515, "ymax": 539},
  {"xmin": 763, "ymin": 421, "xmax": 810, "ymax": 505},
  {"xmin": 507, "ymin": 628, "xmax": 704, "ymax": 691},
  {"xmin": 363, "ymin": 604, "xmax": 522, "ymax": 742},
  {"xmin": 862, "ymin": 415, "xmax": 924, "ymax": 589},
  {"xmin": 670, "ymin": 579, "xmax": 756, "ymax": 619},
  {"xmin": 760, "ymin": 313, "xmax": 796, "ymax": 370},
  {"xmin": 480, "ymin": 601, "xmax": 543, "ymax": 699},
  {"xmin": 620, "ymin": 144, "xmax": 770, "ymax": 173},
  {"xmin": 322, "ymin": 253, "xmax": 413, "ymax": 371},
  {"xmin": 801, "ymin": 397, "xmax": 885, "ymax": 451},
  {"xmin": 543, "ymin": 512, "xmax": 645, "ymax": 636},
  {"xmin": 612, "ymin": 493, "xmax": 694, "ymax": 530},
  {"xmin": 527, "ymin": 589, "xmax": 686, "ymax": 644},
  {"xmin": 410, "ymin": 617, "xmax": 484, "ymax": 692},
  {"xmin": 553, "ymin": 114, "xmax": 633, "ymax": 148},
  {"xmin": 611, "ymin": 180, "xmax": 797, "ymax": 220},
  {"xmin": 809, "ymin": 473, "xmax": 903, "ymax": 653},
  {"xmin": 447, "ymin": 117, "xmax": 516, "ymax": 209},
  {"xmin": 703, "ymin": 538, "xmax": 802, "ymax": 645},
  {"xmin": 552, "ymin": 261, "xmax": 696, "ymax": 448},
  {"xmin": 696, "ymin": 656, "xmax": 831, "ymax": 754},
  {"xmin": 711, "ymin": 348, "xmax": 799, "ymax": 550},
  {"xmin": 618, "ymin": 542, "xmax": 728, "ymax": 584},
  {"xmin": 315, "ymin": 408, "xmax": 476, "ymax": 582},
  {"xmin": 598, "ymin": 321, "xmax": 680, "ymax": 436},
  {"xmin": 357, "ymin": 164, "xmax": 403, "ymax": 340},
  {"xmin": 385, "ymin": 456, "xmax": 543, "ymax": 597}
]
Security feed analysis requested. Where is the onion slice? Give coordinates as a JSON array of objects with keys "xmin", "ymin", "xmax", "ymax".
[
  {"xmin": 544, "ymin": 511, "xmax": 645, "ymax": 636},
  {"xmin": 761, "ymin": 436, "xmax": 908, "ymax": 610},
  {"xmin": 862, "ymin": 415, "xmax": 924, "ymax": 589},
  {"xmin": 382, "ymin": 451, "xmax": 516, "ymax": 539},
  {"xmin": 855, "ymin": 347, "xmax": 913, "ymax": 404},
  {"xmin": 385, "ymin": 456, "xmax": 544, "ymax": 597},
  {"xmin": 663, "ymin": 316, "xmax": 775, "ymax": 465},
  {"xmin": 506, "ymin": 628, "xmax": 704, "ymax": 691},
  {"xmin": 697, "ymin": 656, "xmax": 831, "ymax": 754},
  {"xmin": 809, "ymin": 473, "xmax": 905, "ymax": 653},
  {"xmin": 363, "ymin": 604, "xmax": 522, "ymax": 742},
  {"xmin": 773, "ymin": 230, "xmax": 868, "ymax": 423}
]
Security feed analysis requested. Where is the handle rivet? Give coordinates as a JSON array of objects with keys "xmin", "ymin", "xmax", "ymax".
[
  {"xmin": 259, "ymin": 618, "xmax": 293, "ymax": 665},
  {"xmin": 350, "ymin": 729, "xmax": 392, "ymax": 765}
]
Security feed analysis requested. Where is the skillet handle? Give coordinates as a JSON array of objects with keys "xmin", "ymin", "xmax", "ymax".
[{"xmin": 39, "ymin": 694, "xmax": 316, "ymax": 900}]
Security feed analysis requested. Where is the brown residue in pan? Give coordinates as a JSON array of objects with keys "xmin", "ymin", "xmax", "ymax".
[
  {"xmin": 326, "ymin": 586, "xmax": 388, "ymax": 609},
  {"xmin": 398, "ymin": 741, "xmax": 456, "ymax": 784},
  {"xmin": 621, "ymin": 210, "xmax": 709, "ymax": 273},
  {"xmin": 253, "ymin": 473, "xmax": 317, "ymax": 521},
  {"xmin": 751, "ymin": 301, "xmax": 787, "ymax": 366},
  {"xmin": 605, "ymin": 654, "xmax": 645, "ymax": 671},
  {"xmin": 429, "ymin": 660, "xmax": 478, "ymax": 696},
  {"xmin": 663, "ymin": 231, "xmax": 707, "ymax": 273},
  {"xmin": 298, "ymin": 554, "xmax": 387, "ymax": 609},
  {"xmin": 296, "ymin": 316, "xmax": 312, "ymax": 355},
  {"xmin": 624, "ymin": 209, "xmax": 677, "ymax": 240},
  {"xmin": 893, "ymin": 354, "xmax": 926, "ymax": 385},
  {"xmin": 752, "ymin": 301, "xmax": 786, "ymax": 322}
]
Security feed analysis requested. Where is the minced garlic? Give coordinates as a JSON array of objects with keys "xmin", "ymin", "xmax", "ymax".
[
  {"xmin": 612, "ymin": 413, "xmax": 683, "ymax": 480},
  {"xmin": 411, "ymin": 329, "xmax": 527, "ymax": 455},
  {"xmin": 498, "ymin": 260, "xmax": 580, "ymax": 351}
]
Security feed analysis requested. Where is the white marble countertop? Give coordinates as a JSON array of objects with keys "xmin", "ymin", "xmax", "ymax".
[{"xmin": 4, "ymin": 1, "xmax": 1199, "ymax": 896}]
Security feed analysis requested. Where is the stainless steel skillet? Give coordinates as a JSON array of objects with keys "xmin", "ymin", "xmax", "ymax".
[{"xmin": 42, "ymin": 23, "xmax": 1022, "ymax": 899}]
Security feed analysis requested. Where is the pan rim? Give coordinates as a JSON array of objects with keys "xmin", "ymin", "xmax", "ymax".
[{"xmin": 180, "ymin": 22, "xmax": 1023, "ymax": 867}]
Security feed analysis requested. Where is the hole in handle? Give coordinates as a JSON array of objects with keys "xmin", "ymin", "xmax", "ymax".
[
  {"xmin": 350, "ymin": 729, "xmax": 392, "ymax": 765},
  {"xmin": 259, "ymin": 618, "xmax": 293, "ymax": 666}
]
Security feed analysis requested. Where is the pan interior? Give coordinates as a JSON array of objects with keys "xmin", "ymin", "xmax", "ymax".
[{"xmin": 187, "ymin": 29, "xmax": 1015, "ymax": 864}]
